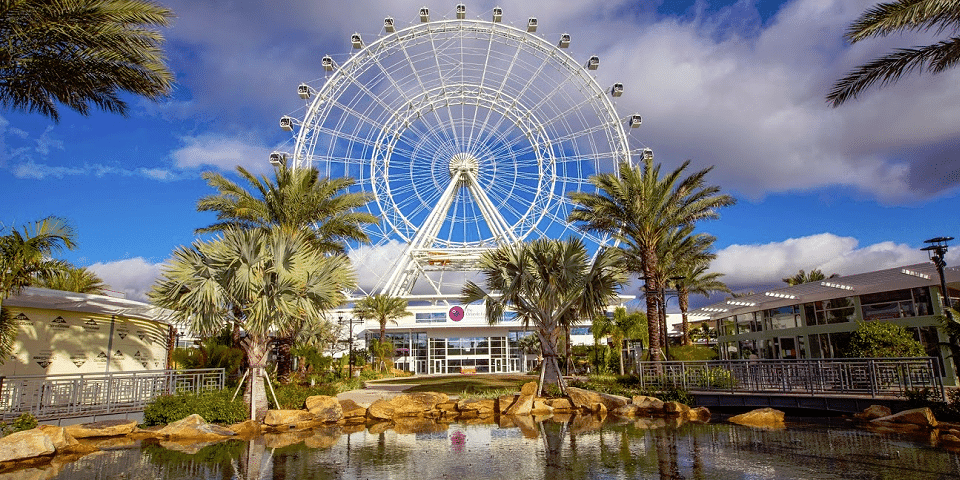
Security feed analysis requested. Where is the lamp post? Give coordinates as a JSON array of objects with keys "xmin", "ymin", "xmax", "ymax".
[
  {"xmin": 922, "ymin": 236, "xmax": 953, "ymax": 315},
  {"xmin": 339, "ymin": 313, "xmax": 362, "ymax": 377}
]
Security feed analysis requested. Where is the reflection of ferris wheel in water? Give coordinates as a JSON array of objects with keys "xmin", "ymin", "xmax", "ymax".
[{"xmin": 276, "ymin": 5, "xmax": 644, "ymax": 299}]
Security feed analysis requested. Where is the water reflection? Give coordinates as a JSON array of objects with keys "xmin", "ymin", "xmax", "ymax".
[{"xmin": 11, "ymin": 414, "xmax": 960, "ymax": 480}]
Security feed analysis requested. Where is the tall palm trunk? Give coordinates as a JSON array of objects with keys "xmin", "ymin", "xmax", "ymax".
[
  {"xmin": 536, "ymin": 328, "xmax": 567, "ymax": 395},
  {"xmin": 275, "ymin": 333, "xmax": 295, "ymax": 382},
  {"xmin": 242, "ymin": 336, "xmax": 271, "ymax": 421},
  {"xmin": 643, "ymin": 248, "xmax": 662, "ymax": 362},
  {"xmin": 679, "ymin": 287, "xmax": 692, "ymax": 346}
]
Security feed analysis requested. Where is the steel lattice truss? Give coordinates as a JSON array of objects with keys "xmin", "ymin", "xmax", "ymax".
[{"xmin": 280, "ymin": 10, "xmax": 639, "ymax": 299}]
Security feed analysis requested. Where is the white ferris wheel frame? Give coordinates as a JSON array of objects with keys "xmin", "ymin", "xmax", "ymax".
[{"xmin": 281, "ymin": 9, "xmax": 640, "ymax": 300}]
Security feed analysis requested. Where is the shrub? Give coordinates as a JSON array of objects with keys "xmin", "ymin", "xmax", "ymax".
[
  {"xmin": 843, "ymin": 321, "xmax": 926, "ymax": 358},
  {"xmin": 143, "ymin": 389, "xmax": 247, "ymax": 426},
  {"xmin": 1, "ymin": 413, "xmax": 39, "ymax": 436}
]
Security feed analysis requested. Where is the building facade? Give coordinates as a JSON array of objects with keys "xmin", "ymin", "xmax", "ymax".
[
  {"xmin": 341, "ymin": 303, "xmax": 603, "ymax": 375},
  {"xmin": 1, "ymin": 287, "xmax": 176, "ymax": 377},
  {"xmin": 689, "ymin": 263, "xmax": 960, "ymax": 385}
]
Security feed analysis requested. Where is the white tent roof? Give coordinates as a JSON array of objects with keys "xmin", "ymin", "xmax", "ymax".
[
  {"xmin": 3, "ymin": 287, "xmax": 177, "ymax": 325},
  {"xmin": 690, "ymin": 262, "xmax": 960, "ymax": 320}
]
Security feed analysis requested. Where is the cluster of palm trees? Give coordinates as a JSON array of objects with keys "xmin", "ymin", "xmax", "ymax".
[
  {"xmin": 150, "ymin": 165, "xmax": 376, "ymax": 420},
  {"xmin": 464, "ymin": 154, "xmax": 735, "ymax": 393}
]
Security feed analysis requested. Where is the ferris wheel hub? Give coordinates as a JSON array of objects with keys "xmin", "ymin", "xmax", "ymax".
[{"xmin": 449, "ymin": 153, "xmax": 479, "ymax": 179}]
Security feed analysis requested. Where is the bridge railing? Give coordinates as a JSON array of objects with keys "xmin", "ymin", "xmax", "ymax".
[
  {"xmin": 636, "ymin": 358, "xmax": 944, "ymax": 400},
  {"xmin": 0, "ymin": 368, "xmax": 225, "ymax": 422}
]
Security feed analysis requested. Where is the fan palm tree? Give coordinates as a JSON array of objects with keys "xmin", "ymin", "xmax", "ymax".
[
  {"xmin": 196, "ymin": 164, "xmax": 376, "ymax": 381},
  {"xmin": 569, "ymin": 155, "xmax": 735, "ymax": 362},
  {"xmin": 0, "ymin": 216, "xmax": 77, "ymax": 364},
  {"xmin": 462, "ymin": 238, "xmax": 628, "ymax": 395},
  {"xmin": 36, "ymin": 263, "xmax": 107, "ymax": 294},
  {"xmin": 150, "ymin": 227, "xmax": 355, "ymax": 420},
  {"xmin": 828, "ymin": 0, "xmax": 960, "ymax": 106},
  {"xmin": 0, "ymin": 0, "xmax": 174, "ymax": 121}
]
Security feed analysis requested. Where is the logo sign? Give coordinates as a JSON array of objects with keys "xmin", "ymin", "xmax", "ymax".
[{"xmin": 448, "ymin": 306, "xmax": 464, "ymax": 322}]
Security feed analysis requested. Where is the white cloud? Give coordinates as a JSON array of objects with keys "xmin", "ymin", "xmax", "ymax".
[
  {"xmin": 712, "ymin": 232, "xmax": 932, "ymax": 289},
  {"xmin": 88, "ymin": 257, "xmax": 164, "ymax": 302},
  {"xmin": 170, "ymin": 133, "xmax": 272, "ymax": 173}
]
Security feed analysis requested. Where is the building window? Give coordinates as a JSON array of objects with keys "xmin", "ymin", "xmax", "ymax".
[
  {"xmin": 763, "ymin": 305, "xmax": 800, "ymax": 330},
  {"xmin": 416, "ymin": 312, "xmax": 447, "ymax": 323},
  {"xmin": 804, "ymin": 297, "xmax": 855, "ymax": 325},
  {"xmin": 860, "ymin": 287, "xmax": 933, "ymax": 320}
]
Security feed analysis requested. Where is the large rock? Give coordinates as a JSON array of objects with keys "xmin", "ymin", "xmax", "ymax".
[
  {"xmin": 872, "ymin": 407, "xmax": 938, "ymax": 428},
  {"xmin": 263, "ymin": 409, "xmax": 318, "ymax": 429},
  {"xmin": 633, "ymin": 395, "xmax": 665, "ymax": 411},
  {"xmin": 305, "ymin": 395, "xmax": 343, "ymax": 423},
  {"xmin": 686, "ymin": 406, "xmax": 711, "ymax": 422},
  {"xmin": 0, "ymin": 429, "xmax": 55, "ymax": 463},
  {"xmin": 228, "ymin": 420, "xmax": 261, "ymax": 437},
  {"xmin": 613, "ymin": 404, "xmax": 642, "ymax": 417},
  {"xmin": 64, "ymin": 419, "xmax": 137, "ymax": 438},
  {"xmin": 497, "ymin": 394, "xmax": 519, "ymax": 414},
  {"xmin": 37, "ymin": 425, "xmax": 79, "ymax": 451},
  {"xmin": 368, "ymin": 392, "xmax": 449, "ymax": 419},
  {"xmin": 566, "ymin": 387, "xmax": 629, "ymax": 413},
  {"xmin": 855, "ymin": 405, "xmax": 892, "ymax": 421},
  {"xmin": 531, "ymin": 398, "xmax": 554, "ymax": 415},
  {"xmin": 339, "ymin": 399, "xmax": 368, "ymax": 419},
  {"xmin": 505, "ymin": 395, "xmax": 534, "ymax": 416},
  {"xmin": 664, "ymin": 402, "xmax": 691, "ymax": 415},
  {"xmin": 458, "ymin": 398, "xmax": 496, "ymax": 416},
  {"xmin": 156, "ymin": 414, "xmax": 237, "ymax": 440},
  {"xmin": 729, "ymin": 408, "xmax": 785, "ymax": 429},
  {"xmin": 546, "ymin": 397, "xmax": 575, "ymax": 411},
  {"xmin": 520, "ymin": 382, "xmax": 538, "ymax": 396}
]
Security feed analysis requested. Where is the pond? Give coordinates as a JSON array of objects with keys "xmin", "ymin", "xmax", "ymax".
[{"xmin": 9, "ymin": 414, "xmax": 960, "ymax": 480}]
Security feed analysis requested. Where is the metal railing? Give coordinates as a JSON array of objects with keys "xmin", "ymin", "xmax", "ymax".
[
  {"xmin": 0, "ymin": 368, "xmax": 225, "ymax": 422},
  {"xmin": 636, "ymin": 358, "xmax": 944, "ymax": 401}
]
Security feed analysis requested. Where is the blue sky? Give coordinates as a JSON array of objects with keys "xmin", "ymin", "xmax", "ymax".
[{"xmin": 3, "ymin": 0, "xmax": 960, "ymax": 303}]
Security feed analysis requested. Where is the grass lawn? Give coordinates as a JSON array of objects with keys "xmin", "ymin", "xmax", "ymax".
[{"xmin": 372, "ymin": 374, "xmax": 533, "ymax": 396}]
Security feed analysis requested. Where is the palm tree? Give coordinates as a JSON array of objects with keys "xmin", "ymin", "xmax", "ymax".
[
  {"xmin": 0, "ymin": 217, "xmax": 77, "ymax": 297},
  {"xmin": 353, "ymin": 293, "xmax": 411, "ymax": 343},
  {"xmin": 36, "ymin": 263, "xmax": 107, "ymax": 294},
  {"xmin": 0, "ymin": 216, "xmax": 77, "ymax": 364},
  {"xmin": 828, "ymin": 0, "xmax": 960, "ymax": 106},
  {"xmin": 462, "ymin": 238, "xmax": 627, "ymax": 395},
  {"xmin": 569, "ymin": 156, "xmax": 735, "ymax": 362},
  {"xmin": 676, "ymin": 262, "xmax": 730, "ymax": 346},
  {"xmin": 196, "ymin": 164, "xmax": 376, "ymax": 380},
  {"xmin": 196, "ymin": 165, "xmax": 377, "ymax": 254},
  {"xmin": 607, "ymin": 307, "xmax": 646, "ymax": 375},
  {"xmin": 782, "ymin": 268, "xmax": 837, "ymax": 286},
  {"xmin": 0, "ymin": 0, "xmax": 174, "ymax": 121},
  {"xmin": 150, "ymin": 227, "xmax": 355, "ymax": 420}
]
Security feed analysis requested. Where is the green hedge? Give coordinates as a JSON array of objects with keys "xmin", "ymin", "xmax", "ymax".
[{"xmin": 143, "ymin": 389, "xmax": 247, "ymax": 426}]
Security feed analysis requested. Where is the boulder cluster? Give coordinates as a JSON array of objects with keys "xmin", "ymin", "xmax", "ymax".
[{"xmin": 0, "ymin": 382, "xmax": 711, "ymax": 468}]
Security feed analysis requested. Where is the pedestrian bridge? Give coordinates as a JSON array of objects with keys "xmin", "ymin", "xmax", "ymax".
[{"xmin": 635, "ymin": 357, "xmax": 946, "ymax": 414}]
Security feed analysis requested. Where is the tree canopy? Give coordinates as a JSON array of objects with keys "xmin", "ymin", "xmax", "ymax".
[{"xmin": 0, "ymin": 0, "xmax": 174, "ymax": 121}]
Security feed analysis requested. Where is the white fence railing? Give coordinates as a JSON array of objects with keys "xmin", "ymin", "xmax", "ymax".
[
  {"xmin": 0, "ymin": 368, "xmax": 225, "ymax": 421},
  {"xmin": 636, "ymin": 358, "xmax": 944, "ymax": 400}
]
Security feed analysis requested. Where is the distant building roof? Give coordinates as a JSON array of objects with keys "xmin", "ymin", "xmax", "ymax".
[
  {"xmin": 689, "ymin": 262, "xmax": 960, "ymax": 320},
  {"xmin": 3, "ymin": 287, "xmax": 177, "ymax": 325}
]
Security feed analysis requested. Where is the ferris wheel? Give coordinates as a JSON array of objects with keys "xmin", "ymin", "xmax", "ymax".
[{"xmin": 275, "ymin": 5, "xmax": 642, "ymax": 299}]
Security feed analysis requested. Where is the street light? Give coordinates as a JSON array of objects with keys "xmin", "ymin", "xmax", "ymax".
[
  {"xmin": 339, "ymin": 313, "xmax": 362, "ymax": 377},
  {"xmin": 922, "ymin": 236, "xmax": 953, "ymax": 315}
]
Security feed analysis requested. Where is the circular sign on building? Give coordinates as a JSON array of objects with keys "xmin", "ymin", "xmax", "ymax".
[{"xmin": 449, "ymin": 306, "xmax": 464, "ymax": 322}]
